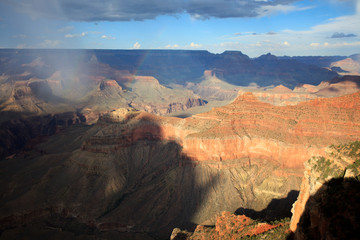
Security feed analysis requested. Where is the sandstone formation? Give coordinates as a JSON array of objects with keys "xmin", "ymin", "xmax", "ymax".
[
  {"xmin": 330, "ymin": 56, "xmax": 360, "ymax": 75},
  {"xmin": 1, "ymin": 91, "xmax": 360, "ymax": 239},
  {"xmin": 239, "ymin": 75, "xmax": 360, "ymax": 106},
  {"xmin": 0, "ymin": 111, "xmax": 86, "ymax": 158},
  {"xmin": 125, "ymin": 76, "xmax": 207, "ymax": 116},
  {"xmin": 290, "ymin": 141, "xmax": 360, "ymax": 238},
  {"xmin": 190, "ymin": 70, "xmax": 360, "ymax": 108},
  {"xmin": 0, "ymin": 49, "xmax": 338, "ymax": 89},
  {"xmin": 0, "ymin": 79, "xmax": 73, "ymax": 119},
  {"xmin": 0, "ymin": 60, "xmax": 209, "ymax": 123},
  {"xmin": 3, "ymin": 49, "xmax": 360, "ymax": 124},
  {"xmin": 187, "ymin": 70, "xmax": 240, "ymax": 101},
  {"xmin": 171, "ymin": 211, "xmax": 289, "ymax": 240}
]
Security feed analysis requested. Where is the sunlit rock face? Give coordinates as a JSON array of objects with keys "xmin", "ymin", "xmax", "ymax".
[
  {"xmin": 172, "ymin": 211, "xmax": 287, "ymax": 240},
  {"xmin": 330, "ymin": 55, "xmax": 360, "ymax": 75},
  {"xmin": 1, "ymin": 91, "xmax": 360, "ymax": 239}
]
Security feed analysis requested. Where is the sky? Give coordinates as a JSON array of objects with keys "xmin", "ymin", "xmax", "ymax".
[{"xmin": 0, "ymin": 0, "xmax": 359, "ymax": 57}]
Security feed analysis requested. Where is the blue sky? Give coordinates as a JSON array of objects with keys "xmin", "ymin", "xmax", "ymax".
[{"xmin": 0, "ymin": 0, "xmax": 359, "ymax": 57}]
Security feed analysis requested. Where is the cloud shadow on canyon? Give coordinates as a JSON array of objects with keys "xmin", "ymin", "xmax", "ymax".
[{"xmin": 0, "ymin": 113, "xmax": 220, "ymax": 240}]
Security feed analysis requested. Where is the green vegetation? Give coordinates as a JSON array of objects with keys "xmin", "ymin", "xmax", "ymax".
[
  {"xmin": 330, "ymin": 141, "xmax": 360, "ymax": 158},
  {"xmin": 312, "ymin": 156, "xmax": 343, "ymax": 181},
  {"xmin": 328, "ymin": 141, "xmax": 360, "ymax": 179},
  {"xmin": 240, "ymin": 221, "xmax": 291, "ymax": 240},
  {"xmin": 287, "ymin": 119, "xmax": 298, "ymax": 126},
  {"xmin": 190, "ymin": 217, "xmax": 291, "ymax": 240},
  {"xmin": 347, "ymin": 159, "xmax": 360, "ymax": 176}
]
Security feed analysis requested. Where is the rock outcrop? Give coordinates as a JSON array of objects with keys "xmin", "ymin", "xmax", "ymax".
[
  {"xmin": 1, "ymin": 92, "xmax": 360, "ymax": 239},
  {"xmin": 0, "ymin": 111, "xmax": 86, "ymax": 159},
  {"xmin": 330, "ymin": 57, "xmax": 360, "ymax": 75},
  {"xmin": 290, "ymin": 141, "xmax": 360, "ymax": 239},
  {"xmin": 171, "ymin": 211, "xmax": 289, "ymax": 240}
]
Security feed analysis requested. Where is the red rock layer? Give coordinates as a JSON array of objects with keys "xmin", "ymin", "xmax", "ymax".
[
  {"xmin": 186, "ymin": 211, "xmax": 284, "ymax": 240},
  {"xmin": 83, "ymin": 91, "xmax": 360, "ymax": 170}
]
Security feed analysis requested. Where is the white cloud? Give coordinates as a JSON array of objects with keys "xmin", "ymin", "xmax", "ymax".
[
  {"xmin": 40, "ymin": 40, "xmax": 60, "ymax": 48},
  {"xmin": 220, "ymin": 3, "xmax": 360, "ymax": 56},
  {"xmin": 101, "ymin": 35, "xmax": 116, "ymax": 40},
  {"xmin": 163, "ymin": 42, "xmax": 202, "ymax": 49},
  {"xmin": 57, "ymin": 26, "xmax": 75, "ymax": 32},
  {"xmin": 12, "ymin": 34, "xmax": 27, "ymax": 39},
  {"xmin": 323, "ymin": 41, "xmax": 360, "ymax": 47},
  {"xmin": 257, "ymin": 4, "xmax": 314, "ymax": 17},
  {"xmin": 65, "ymin": 32, "xmax": 87, "ymax": 38},
  {"xmin": 310, "ymin": 15, "xmax": 360, "ymax": 35},
  {"xmin": 188, "ymin": 42, "xmax": 201, "ymax": 48},
  {"xmin": 133, "ymin": 42, "xmax": 141, "ymax": 49},
  {"xmin": 16, "ymin": 44, "xmax": 27, "ymax": 49},
  {"xmin": 165, "ymin": 44, "xmax": 180, "ymax": 49}
]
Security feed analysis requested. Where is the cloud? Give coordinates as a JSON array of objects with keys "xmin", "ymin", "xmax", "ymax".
[
  {"xmin": 256, "ymin": 4, "xmax": 313, "ymax": 17},
  {"xmin": 57, "ymin": 25, "xmax": 74, "ymax": 32},
  {"xmin": 9, "ymin": 0, "xmax": 303, "ymax": 21},
  {"xmin": 16, "ymin": 44, "xmax": 27, "ymax": 49},
  {"xmin": 12, "ymin": 34, "xmax": 27, "ymax": 39},
  {"xmin": 65, "ymin": 32, "xmax": 87, "ymax": 38},
  {"xmin": 133, "ymin": 42, "xmax": 141, "ymax": 49},
  {"xmin": 165, "ymin": 44, "xmax": 180, "ymax": 49},
  {"xmin": 189, "ymin": 42, "xmax": 201, "ymax": 48},
  {"xmin": 330, "ymin": 32, "xmax": 357, "ymax": 38},
  {"xmin": 163, "ymin": 42, "xmax": 201, "ymax": 49},
  {"xmin": 101, "ymin": 35, "xmax": 116, "ymax": 40},
  {"xmin": 39, "ymin": 39, "xmax": 60, "ymax": 48},
  {"xmin": 310, "ymin": 42, "xmax": 320, "ymax": 47},
  {"xmin": 324, "ymin": 41, "xmax": 360, "ymax": 47}
]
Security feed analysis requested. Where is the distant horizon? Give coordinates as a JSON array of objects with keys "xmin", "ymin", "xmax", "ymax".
[
  {"xmin": 1, "ymin": 0, "xmax": 360, "ymax": 57},
  {"xmin": 1, "ymin": 48, "xmax": 359, "ymax": 58}
]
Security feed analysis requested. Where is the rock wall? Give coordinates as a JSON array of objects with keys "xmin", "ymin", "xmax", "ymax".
[
  {"xmin": 290, "ymin": 141, "xmax": 360, "ymax": 238},
  {"xmin": 0, "ymin": 111, "xmax": 86, "ymax": 159},
  {"xmin": 1, "ymin": 92, "xmax": 360, "ymax": 239}
]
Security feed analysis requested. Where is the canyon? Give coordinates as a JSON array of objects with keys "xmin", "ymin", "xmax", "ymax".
[
  {"xmin": 1, "ymin": 49, "xmax": 360, "ymax": 239},
  {"xmin": 1, "ymin": 90, "xmax": 360, "ymax": 239}
]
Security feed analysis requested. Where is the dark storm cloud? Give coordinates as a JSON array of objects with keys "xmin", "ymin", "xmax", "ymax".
[
  {"xmin": 330, "ymin": 32, "xmax": 357, "ymax": 38},
  {"xmin": 6, "ymin": 0, "xmax": 300, "ymax": 21}
]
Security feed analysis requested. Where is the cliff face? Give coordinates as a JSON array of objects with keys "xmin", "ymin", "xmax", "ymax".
[
  {"xmin": 0, "ymin": 111, "xmax": 86, "ymax": 158},
  {"xmin": 0, "ymin": 49, "xmax": 338, "ymax": 88},
  {"xmin": 190, "ymin": 71, "xmax": 360, "ymax": 107},
  {"xmin": 180, "ymin": 92, "xmax": 360, "ymax": 168},
  {"xmin": 330, "ymin": 57, "xmax": 360, "ymax": 75},
  {"xmin": 290, "ymin": 141, "xmax": 360, "ymax": 239},
  {"xmin": 1, "ymin": 92, "xmax": 360, "ymax": 239}
]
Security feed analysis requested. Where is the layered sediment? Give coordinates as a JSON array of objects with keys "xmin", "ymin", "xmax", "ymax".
[{"xmin": 1, "ymin": 92, "xmax": 360, "ymax": 239}]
